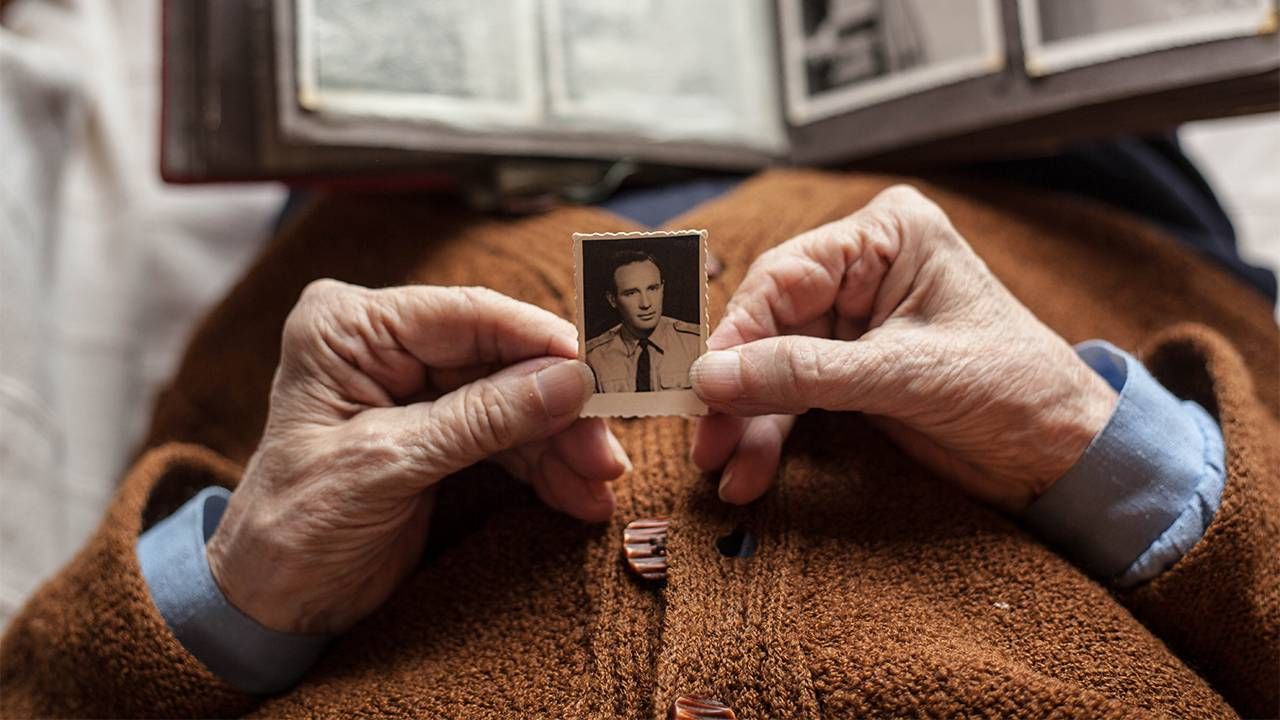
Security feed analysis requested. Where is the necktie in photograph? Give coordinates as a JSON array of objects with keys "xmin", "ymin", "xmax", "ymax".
[{"xmin": 635, "ymin": 339, "xmax": 651, "ymax": 392}]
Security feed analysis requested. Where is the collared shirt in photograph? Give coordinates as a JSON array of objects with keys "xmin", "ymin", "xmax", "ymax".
[{"xmin": 584, "ymin": 315, "xmax": 701, "ymax": 393}]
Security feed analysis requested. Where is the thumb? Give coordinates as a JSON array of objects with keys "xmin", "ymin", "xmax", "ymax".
[
  {"xmin": 690, "ymin": 336, "xmax": 901, "ymax": 416},
  {"xmin": 396, "ymin": 358, "xmax": 594, "ymax": 483}
]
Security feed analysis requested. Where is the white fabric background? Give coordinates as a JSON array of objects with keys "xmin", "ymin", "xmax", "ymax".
[
  {"xmin": 0, "ymin": 0, "xmax": 284, "ymax": 627},
  {"xmin": 0, "ymin": 0, "xmax": 1275, "ymax": 629}
]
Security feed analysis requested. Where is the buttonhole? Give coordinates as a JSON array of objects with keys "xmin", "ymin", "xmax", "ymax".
[{"xmin": 715, "ymin": 525, "xmax": 757, "ymax": 558}]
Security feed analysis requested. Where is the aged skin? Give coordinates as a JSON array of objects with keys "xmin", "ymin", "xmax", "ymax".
[
  {"xmin": 205, "ymin": 282, "xmax": 631, "ymax": 634},
  {"xmin": 690, "ymin": 185, "xmax": 1118, "ymax": 512},
  {"xmin": 208, "ymin": 186, "xmax": 1117, "ymax": 638}
]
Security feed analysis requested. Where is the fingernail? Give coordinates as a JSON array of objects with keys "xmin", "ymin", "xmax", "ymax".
[
  {"xmin": 588, "ymin": 480, "xmax": 612, "ymax": 504},
  {"xmin": 535, "ymin": 360, "xmax": 592, "ymax": 417},
  {"xmin": 605, "ymin": 428, "xmax": 633, "ymax": 475},
  {"xmin": 549, "ymin": 333, "xmax": 579, "ymax": 359},
  {"xmin": 718, "ymin": 468, "xmax": 735, "ymax": 499},
  {"xmin": 692, "ymin": 350, "xmax": 742, "ymax": 402},
  {"xmin": 706, "ymin": 252, "xmax": 724, "ymax": 279}
]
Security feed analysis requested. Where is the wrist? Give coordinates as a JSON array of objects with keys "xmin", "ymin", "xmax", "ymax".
[
  {"xmin": 1023, "ymin": 340, "xmax": 1224, "ymax": 583},
  {"xmin": 1035, "ymin": 354, "xmax": 1120, "ymax": 499},
  {"xmin": 205, "ymin": 496, "xmax": 314, "ymax": 634}
]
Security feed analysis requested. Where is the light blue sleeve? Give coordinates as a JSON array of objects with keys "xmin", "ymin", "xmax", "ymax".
[
  {"xmin": 136, "ymin": 486, "xmax": 329, "ymax": 694},
  {"xmin": 1023, "ymin": 340, "xmax": 1226, "ymax": 588}
]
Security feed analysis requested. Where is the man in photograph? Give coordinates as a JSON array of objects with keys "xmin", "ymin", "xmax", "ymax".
[
  {"xmin": 586, "ymin": 250, "xmax": 700, "ymax": 393},
  {"xmin": 803, "ymin": 0, "xmax": 925, "ymax": 93}
]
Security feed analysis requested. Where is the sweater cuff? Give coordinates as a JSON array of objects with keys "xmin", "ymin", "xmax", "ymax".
[
  {"xmin": 1023, "ymin": 340, "xmax": 1225, "ymax": 586},
  {"xmin": 137, "ymin": 486, "xmax": 329, "ymax": 694}
]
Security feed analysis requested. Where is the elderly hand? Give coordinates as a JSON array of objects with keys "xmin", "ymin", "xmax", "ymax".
[
  {"xmin": 205, "ymin": 281, "xmax": 630, "ymax": 634},
  {"xmin": 690, "ymin": 185, "xmax": 1117, "ymax": 513}
]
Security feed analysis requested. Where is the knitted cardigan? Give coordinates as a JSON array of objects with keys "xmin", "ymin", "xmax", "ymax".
[{"xmin": 2, "ymin": 171, "xmax": 1277, "ymax": 719}]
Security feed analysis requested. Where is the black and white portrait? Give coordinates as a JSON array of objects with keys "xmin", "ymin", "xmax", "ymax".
[
  {"xmin": 780, "ymin": 0, "xmax": 1003, "ymax": 123},
  {"xmin": 799, "ymin": 0, "xmax": 928, "ymax": 97},
  {"xmin": 574, "ymin": 230, "xmax": 708, "ymax": 417}
]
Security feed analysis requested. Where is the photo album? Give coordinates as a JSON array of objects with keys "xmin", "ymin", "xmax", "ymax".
[{"xmin": 162, "ymin": 0, "xmax": 1278, "ymax": 182}]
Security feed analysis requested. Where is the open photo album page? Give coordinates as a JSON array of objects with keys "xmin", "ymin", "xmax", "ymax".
[{"xmin": 295, "ymin": 0, "xmax": 784, "ymax": 151}]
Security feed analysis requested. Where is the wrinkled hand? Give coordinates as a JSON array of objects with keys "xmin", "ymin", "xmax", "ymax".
[
  {"xmin": 690, "ymin": 185, "xmax": 1117, "ymax": 513},
  {"xmin": 206, "ymin": 281, "xmax": 630, "ymax": 634}
]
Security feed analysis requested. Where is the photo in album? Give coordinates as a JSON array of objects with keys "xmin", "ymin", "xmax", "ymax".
[
  {"xmin": 1020, "ymin": 0, "xmax": 1277, "ymax": 74},
  {"xmin": 778, "ymin": 0, "xmax": 1005, "ymax": 124}
]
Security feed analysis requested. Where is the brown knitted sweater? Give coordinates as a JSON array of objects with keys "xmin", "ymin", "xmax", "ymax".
[{"xmin": 2, "ymin": 171, "xmax": 1277, "ymax": 719}]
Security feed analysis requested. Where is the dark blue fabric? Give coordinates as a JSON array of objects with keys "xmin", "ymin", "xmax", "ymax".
[
  {"xmin": 281, "ymin": 136, "xmax": 1274, "ymax": 301},
  {"xmin": 958, "ymin": 134, "xmax": 1277, "ymax": 302},
  {"xmin": 594, "ymin": 134, "xmax": 1276, "ymax": 302},
  {"xmin": 598, "ymin": 177, "xmax": 743, "ymax": 229}
]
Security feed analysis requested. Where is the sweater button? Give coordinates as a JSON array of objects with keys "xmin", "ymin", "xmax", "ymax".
[
  {"xmin": 623, "ymin": 518, "xmax": 669, "ymax": 581},
  {"xmin": 668, "ymin": 695, "xmax": 736, "ymax": 719}
]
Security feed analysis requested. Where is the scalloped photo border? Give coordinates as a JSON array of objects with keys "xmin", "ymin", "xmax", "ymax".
[{"xmin": 573, "ymin": 229, "xmax": 709, "ymax": 418}]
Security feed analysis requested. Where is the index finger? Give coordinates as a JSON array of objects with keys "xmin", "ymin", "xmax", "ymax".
[
  {"xmin": 363, "ymin": 284, "xmax": 578, "ymax": 367},
  {"xmin": 284, "ymin": 281, "xmax": 579, "ymax": 404},
  {"xmin": 711, "ymin": 185, "xmax": 935, "ymax": 350}
]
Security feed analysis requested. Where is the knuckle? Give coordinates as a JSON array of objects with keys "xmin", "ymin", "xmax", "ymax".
[
  {"xmin": 281, "ymin": 305, "xmax": 318, "ymax": 354},
  {"xmin": 463, "ymin": 285, "xmax": 500, "ymax": 299},
  {"xmin": 299, "ymin": 278, "xmax": 349, "ymax": 306},
  {"xmin": 453, "ymin": 286, "xmax": 515, "ymax": 327},
  {"xmin": 751, "ymin": 242, "xmax": 787, "ymax": 268},
  {"xmin": 734, "ymin": 293, "xmax": 778, "ymax": 341},
  {"xmin": 285, "ymin": 279, "xmax": 354, "ymax": 345},
  {"xmin": 881, "ymin": 183, "xmax": 927, "ymax": 206},
  {"xmin": 858, "ymin": 205, "xmax": 907, "ymax": 253},
  {"xmin": 867, "ymin": 186, "xmax": 958, "ymax": 252},
  {"xmin": 783, "ymin": 340, "xmax": 825, "ymax": 402},
  {"xmin": 879, "ymin": 183, "xmax": 940, "ymax": 221},
  {"xmin": 456, "ymin": 285, "xmax": 503, "ymax": 308},
  {"xmin": 462, "ymin": 380, "xmax": 521, "ymax": 455},
  {"xmin": 752, "ymin": 339, "xmax": 820, "ymax": 410}
]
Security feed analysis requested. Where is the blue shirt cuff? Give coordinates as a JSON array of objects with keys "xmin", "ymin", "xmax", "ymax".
[
  {"xmin": 137, "ymin": 486, "xmax": 329, "ymax": 694},
  {"xmin": 1023, "ymin": 340, "xmax": 1225, "ymax": 588}
]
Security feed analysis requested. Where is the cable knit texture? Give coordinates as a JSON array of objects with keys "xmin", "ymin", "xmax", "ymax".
[{"xmin": 2, "ymin": 170, "xmax": 1277, "ymax": 719}]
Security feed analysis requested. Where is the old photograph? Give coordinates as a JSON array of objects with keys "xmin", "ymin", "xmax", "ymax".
[
  {"xmin": 780, "ymin": 0, "xmax": 1004, "ymax": 124},
  {"xmin": 1021, "ymin": 0, "xmax": 1276, "ymax": 75},
  {"xmin": 574, "ymin": 230, "xmax": 708, "ymax": 417}
]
